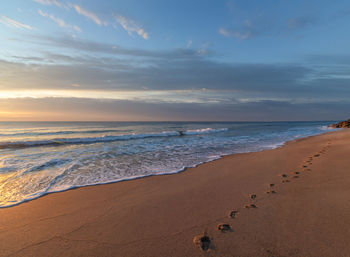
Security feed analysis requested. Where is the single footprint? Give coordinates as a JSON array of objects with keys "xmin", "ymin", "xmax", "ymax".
[
  {"xmin": 217, "ymin": 223, "xmax": 232, "ymax": 232},
  {"xmin": 193, "ymin": 232, "xmax": 211, "ymax": 251},
  {"xmin": 245, "ymin": 203, "xmax": 257, "ymax": 209},
  {"xmin": 314, "ymin": 154, "xmax": 320, "ymax": 157},
  {"xmin": 249, "ymin": 194, "xmax": 257, "ymax": 200},
  {"xmin": 293, "ymin": 175, "xmax": 299, "ymax": 179},
  {"xmin": 266, "ymin": 189, "xmax": 277, "ymax": 194},
  {"xmin": 228, "ymin": 210, "xmax": 238, "ymax": 219},
  {"xmin": 266, "ymin": 183, "xmax": 276, "ymax": 194},
  {"xmin": 281, "ymin": 179, "xmax": 290, "ymax": 183},
  {"xmin": 291, "ymin": 171, "xmax": 300, "ymax": 175},
  {"xmin": 279, "ymin": 174, "xmax": 288, "ymax": 178}
]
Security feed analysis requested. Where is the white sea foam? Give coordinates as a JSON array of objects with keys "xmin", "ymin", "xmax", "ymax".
[
  {"xmin": 183, "ymin": 127, "xmax": 228, "ymax": 135},
  {"xmin": 0, "ymin": 122, "xmax": 337, "ymax": 207}
]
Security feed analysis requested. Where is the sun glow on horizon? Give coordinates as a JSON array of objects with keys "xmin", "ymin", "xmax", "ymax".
[
  {"xmin": 0, "ymin": 111, "xmax": 35, "ymax": 120},
  {"xmin": 0, "ymin": 89, "xmax": 138, "ymax": 100},
  {"xmin": 0, "ymin": 89, "xmax": 232, "ymax": 103}
]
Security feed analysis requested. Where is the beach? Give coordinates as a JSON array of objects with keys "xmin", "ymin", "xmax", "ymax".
[
  {"xmin": 0, "ymin": 128, "xmax": 349, "ymax": 257},
  {"xmin": 2, "ymin": 0, "xmax": 350, "ymax": 256}
]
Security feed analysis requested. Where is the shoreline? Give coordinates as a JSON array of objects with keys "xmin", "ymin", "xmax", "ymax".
[
  {"xmin": 1, "ymin": 128, "xmax": 349, "ymax": 256},
  {"xmin": 0, "ymin": 127, "xmax": 337, "ymax": 209}
]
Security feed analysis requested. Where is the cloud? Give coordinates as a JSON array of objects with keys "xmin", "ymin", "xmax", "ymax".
[
  {"xmin": 220, "ymin": 15, "xmax": 316, "ymax": 39},
  {"xmin": 219, "ymin": 19, "xmax": 254, "ymax": 40},
  {"xmin": 38, "ymin": 10, "xmax": 81, "ymax": 32},
  {"xmin": 33, "ymin": 1, "xmax": 148, "ymax": 40},
  {"xmin": 221, "ymin": 2, "xmax": 319, "ymax": 41},
  {"xmin": 196, "ymin": 42, "xmax": 210, "ymax": 55},
  {"xmin": 114, "ymin": 15, "xmax": 148, "ymax": 40},
  {"xmin": 5, "ymin": 34, "xmax": 350, "ymax": 113},
  {"xmin": 3, "ymin": 37, "xmax": 350, "ymax": 121},
  {"xmin": 218, "ymin": 28, "xmax": 231, "ymax": 37},
  {"xmin": 33, "ymin": 0, "xmax": 68, "ymax": 9},
  {"xmin": 0, "ymin": 52, "xmax": 339, "ymax": 99},
  {"xmin": 0, "ymin": 16, "xmax": 33, "ymax": 30},
  {"xmin": 1, "ymin": 97, "xmax": 349, "ymax": 121},
  {"xmin": 22, "ymin": 35, "xmax": 210, "ymax": 59},
  {"xmin": 219, "ymin": 27, "xmax": 251, "ymax": 39},
  {"xmin": 186, "ymin": 40, "xmax": 192, "ymax": 48},
  {"xmin": 33, "ymin": 1, "xmax": 104, "ymax": 27},
  {"xmin": 288, "ymin": 16, "xmax": 316, "ymax": 29},
  {"xmin": 72, "ymin": 4, "xmax": 103, "ymax": 25},
  {"xmin": 5, "ymin": 49, "xmax": 350, "ymax": 109}
]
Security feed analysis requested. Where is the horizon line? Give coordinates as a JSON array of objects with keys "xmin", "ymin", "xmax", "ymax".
[{"xmin": 0, "ymin": 120, "xmax": 339, "ymax": 123}]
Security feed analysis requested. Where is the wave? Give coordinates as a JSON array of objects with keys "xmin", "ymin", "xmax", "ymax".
[
  {"xmin": 0, "ymin": 128, "xmax": 228, "ymax": 149},
  {"xmin": 184, "ymin": 128, "xmax": 227, "ymax": 135},
  {"xmin": 0, "ymin": 129, "xmax": 130, "ymax": 137},
  {"xmin": 319, "ymin": 125, "xmax": 333, "ymax": 130},
  {"xmin": 23, "ymin": 158, "xmax": 71, "ymax": 174},
  {"xmin": 0, "ymin": 122, "xmax": 335, "ymax": 208}
]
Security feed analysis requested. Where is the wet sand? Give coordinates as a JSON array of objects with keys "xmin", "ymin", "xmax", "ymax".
[{"xmin": 1, "ymin": 129, "xmax": 350, "ymax": 257}]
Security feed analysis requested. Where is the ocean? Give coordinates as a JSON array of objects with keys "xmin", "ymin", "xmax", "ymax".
[{"xmin": 0, "ymin": 121, "xmax": 336, "ymax": 207}]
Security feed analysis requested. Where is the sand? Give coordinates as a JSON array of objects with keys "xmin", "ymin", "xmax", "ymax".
[{"xmin": 1, "ymin": 129, "xmax": 350, "ymax": 257}]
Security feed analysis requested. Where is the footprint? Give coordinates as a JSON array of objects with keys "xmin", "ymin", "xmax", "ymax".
[
  {"xmin": 291, "ymin": 171, "xmax": 300, "ymax": 175},
  {"xmin": 266, "ymin": 189, "xmax": 277, "ymax": 194},
  {"xmin": 228, "ymin": 210, "xmax": 238, "ymax": 219},
  {"xmin": 249, "ymin": 194, "xmax": 257, "ymax": 200},
  {"xmin": 245, "ymin": 203, "xmax": 257, "ymax": 209},
  {"xmin": 281, "ymin": 179, "xmax": 290, "ymax": 183},
  {"xmin": 293, "ymin": 175, "xmax": 299, "ymax": 179},
  {"xmin": 193, "ymin": 232, "xmax": 211, "ymax": 251},
  {"xmin": 314, "ymin": 154, "xmax": 320, "ymax": 157},
  {"xmin": 279, "ymin": 174, "xmax": 288, "ymax": 178},
  {"xmin": 217, "ymin": 223, "xmax": 232, "ymax": 232},
  {"xmin": 266, "ymin": 183, "xmax": 276, "ymax": 194}
]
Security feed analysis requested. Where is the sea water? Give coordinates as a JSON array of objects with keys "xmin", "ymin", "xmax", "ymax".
[{"xmin": 0, "ymin": 121, "xmax": 336, "ymax": 207}]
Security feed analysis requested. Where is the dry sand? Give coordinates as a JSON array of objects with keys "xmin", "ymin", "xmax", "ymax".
[{"xmin": 1, "ymin": 129, "xmax": 350, "ymax": 257}]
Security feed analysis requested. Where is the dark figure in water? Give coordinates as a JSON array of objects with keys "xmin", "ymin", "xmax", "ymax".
[{"xmin": 179, "ymin": 131, "xmax": 185, "ymax": 136}]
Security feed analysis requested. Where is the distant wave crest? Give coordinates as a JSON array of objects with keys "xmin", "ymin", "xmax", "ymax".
[{"xmin": 0, "ymin": 128, "xmax": 228, "ymax": 149}]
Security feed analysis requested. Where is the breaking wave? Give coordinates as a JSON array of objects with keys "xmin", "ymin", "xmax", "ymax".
[{"xmin": 0, "ymin": 128, "xmax": 228, "ymax": 149}]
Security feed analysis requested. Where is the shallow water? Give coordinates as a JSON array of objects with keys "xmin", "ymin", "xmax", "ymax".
[{"xmin": 0, "ymin": 121, "xmax": 336, "ymax": 207}]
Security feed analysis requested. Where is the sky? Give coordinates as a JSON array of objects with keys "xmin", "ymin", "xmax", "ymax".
[{"xmin": 1, "ymin": 0, "xmax": 350, "ymax": 121}]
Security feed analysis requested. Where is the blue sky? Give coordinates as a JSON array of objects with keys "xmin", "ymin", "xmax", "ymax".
[{"xmin": 1, "ymin": 0, "xmax": 350, "ymax": 121}]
